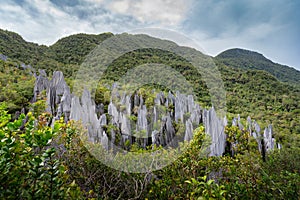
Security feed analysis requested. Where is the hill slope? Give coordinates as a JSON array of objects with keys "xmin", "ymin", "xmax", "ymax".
[
  {"xmin": 48, "ymin": 32, "xmax": 113, "ymax": 65},
  {"xmin": 215, "ymin": 48, "xmax": 300, "ymax": 86},
  {"xmin": 0, "ymin": 28, "xmax": 113, "ymax": 70},
  {"xmin": 0, "ymin": 29, "xmax": 48, "ymax": 65}
]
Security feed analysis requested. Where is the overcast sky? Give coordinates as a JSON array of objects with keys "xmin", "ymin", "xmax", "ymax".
[{"xmin": 0, "ymin": 0, "xmax": 299, "ymax": 70}]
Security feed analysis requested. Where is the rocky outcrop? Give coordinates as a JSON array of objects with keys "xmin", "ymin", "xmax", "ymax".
[
  {"xmin": 20, "ymin": 63, "xmax": 34, "ymax": 71},
  {"xmin": 33, "ymin": 70, "xmax": 280, "ymax": 156},
  {"xmin": 0, "ymin": 54, "xmax": 7, "ymax": 61},
  {"xmin": 203, "ymin": 107, "xmax": 227, "ymax": 156},
  {"xmin": 33, "ymin": 69, "xmax": 49, "ymax": 102},
  {"xmin": 240, "ymin": 116, "xmax": 281, "ymax": 155},
  {"xmin": 33, "ymin": 71, "xmax": 72, "ymax": 124},
  {"xmin": 46, "ymin": 71, "xmax": 72, "ymax": 123}
]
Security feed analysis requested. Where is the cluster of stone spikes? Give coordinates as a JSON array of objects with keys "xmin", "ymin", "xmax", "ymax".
[{"xmin": 33, "ymin": 70, "xmax": 280, "ymax": 156}]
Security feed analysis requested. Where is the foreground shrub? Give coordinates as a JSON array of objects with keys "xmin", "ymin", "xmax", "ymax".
[{"xmin": 0, "ymin": 103, "xmax": 82, "ymax": 199}]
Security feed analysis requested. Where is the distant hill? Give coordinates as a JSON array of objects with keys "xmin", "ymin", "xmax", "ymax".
[
  {"xmin": 48, "ymin": 32, "xmax": 113, "ymax": 65},
  {"xmin": 0, "ymin": 29, "xmax": 113, "ymax": 72},
  {"xmin": 0, "ymin": 29, "xmax": 48, "ymax": 65},
  {"xmin": 1, "ymin": 28, "xmax": 299, "ymax": 86},
  {"xmin": 215, "ymin": 48, "xmax": 300, "ymax": 86}
]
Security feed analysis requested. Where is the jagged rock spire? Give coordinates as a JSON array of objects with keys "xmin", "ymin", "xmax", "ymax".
[
  {"xmin": 203, "ymin": 107, "xmax": 226, "ymax": 156},
  {"xmin": 33, "ymin": 70, "xmax": 279, "ymax": 156},
  {"xmin": 33, "ymin": 69, "xmax": 49, "ymax": 102}
]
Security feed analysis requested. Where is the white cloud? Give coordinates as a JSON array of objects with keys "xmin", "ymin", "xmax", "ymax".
[
  {"xmin": 0, "ymin": 0, "xmax": 193, "ymax": 45},
  {"xmin": 25, "ymin": 0, "xmax": 67, "ymax": 18},
  {"xmin": 0, "ymin": 0, "xmax": 116, "ymax": 45},
  {"xmin": 84, "ymin": 0, "xmax": 105, "ymax": 3},
  {"xmin": 108, "ymin": 0, "xmax": 192, "ymax": 26},
  {"xmin": 109, "ymin": 0, "xmax": 130, "ymax": 14}
]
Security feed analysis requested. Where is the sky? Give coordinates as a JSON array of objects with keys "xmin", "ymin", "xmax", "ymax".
[{"xmin": 0, "ymin": 0, "xmax": 299, "ymax": 70}]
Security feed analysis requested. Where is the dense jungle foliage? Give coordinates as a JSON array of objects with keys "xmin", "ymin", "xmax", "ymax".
[
  {"xmin": 0, "ymin": 28, "xmax": 299, "ymax": 199},
  {"xmin": 216, "ymin": 48, "xmax": 300, "ymax": 86},
  {"xmin": 1, "ymin": 103, "xmax": 299, "ymax": 199}
]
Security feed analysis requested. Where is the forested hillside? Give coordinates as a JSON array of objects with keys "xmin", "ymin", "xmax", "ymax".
[
  {"xmin": 0, "ymin": 29, "xmax": 113, "ymax": 75},
  {"xmin": 216, "ymin": 48, "xmax": 300, "ymax": 86}
]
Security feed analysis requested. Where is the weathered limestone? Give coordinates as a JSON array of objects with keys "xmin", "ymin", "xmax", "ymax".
[
  {"xmin": 33, "ymin": 69, "xmax": 49, "ymax": 102},
  {"xmin": 20, "ymin": 63, "xmax": 34, "ymax": 71},
  {"xmin": 0, "ymin": 54, "xmax": 7, "ymax": 61},
  {"xmin": 33, "ymin": 70, "xmax": 280, "ymax": 156},
  {"xmin": 136, "ymin": 105, "xmax": 148, "ymax": 137},
  {"xmin": 203, "ymin": 107, "xmax": 226, "ymax": 156},
  {"xmin": 184, "ymin": 119, "xmax": 193, "ymax": 141},
  {"xmin": 263, "ymin": 125, "xmax": 276, "ymax": 152},
  {"xmin": 45, "ymin": 71, "xmax": 72, "ymax": 124},
  {"xmin": 242, "ymin": 116, "xmax": 280, "ymax": 154}
]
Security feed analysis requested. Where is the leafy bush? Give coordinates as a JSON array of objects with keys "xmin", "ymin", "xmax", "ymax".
[{"xmin": 0, "ymin": 103, "xmax": 83, "ymax": 199}]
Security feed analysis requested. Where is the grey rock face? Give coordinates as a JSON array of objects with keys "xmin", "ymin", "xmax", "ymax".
[
  {"xmin": 99, "ymin": 114, "xmax": 107, "ymax": 127},
  {"xmin": 136, "ymin": 105, "xmax": 148, "ymax": 135},
  {"xmin": 134, "ymin": 93, "xmax": 140, "ymax": 107},
  {"xmin": 154, "ymin": 92, "xmax": 162, "ymax": 105},
  {"xmin": 231, "ymin": 115, "xmax": 243, "ymax": 130},
  {"xmin": 33, "ymin": 69, "xmax": 49, "ymax": 102},
  {"xmin": 70, "ymin": 96, "xmax": 83, "ymax": 121},
  {"xmin": 152, "ymin": 106, "xmax": 158, "ymax": 127},
  {"xmin": 151, "ymin": 130, "xmax": 159, "ymax": 146},
  {"xmin": 191, "ymin": 103, "xmax": 201, "ymax": 126},
  {"xmin": 0, "ymin": 54, "xmax": 7, "ymax": 61},
  {"xmin": 61, "ymin": 87, "xmax": 72, "ymax": 122},
  {"xmin": 175, "ymin": 91, "xmax": 186, "ymax": 122},
  {"xmin": 101, "ymin": 132, "xmax": 109, "ymax": 150},
  {"xmin": 184, "ymin": 119, "xmax": 193, "ymax": 141},
  {"xmin": 32, "ymin": 70, "xmax": 72, "ymax": 125},
  {"xmin": 165, "ymin": 113, "xmax": 175, "ymax": 144},
  {"xmin": 108, "ymin": 102, "xmax": 119, "ymax": 124},
  {"xmin": 252, "ymin": 121, "xmax": 262, "ymax": 152},
  {"xmin": 120, "ymin": 112, "xmax": 131, "ymax": 141},
  {"xmin": 263, "ymin": 125, "xmax": 275, "ymax": 152},
  {"xmin": 20, "ymin": 63, "xmax": 34, "ymax": 71},
  {"xmin": 203, "ymin": 107, "xmax": 226, "ymax": 156},
  {"xmin": 46, "ymin": 71, "xmax": 72, "ymax": 122},
  {"xmin": 239, "ymin": 116, "xmax": 279, "ymax": 154},
  {"xmin": 70, "ymin": 89, "xmax": 105, "ymax": 144},
  {"xmin": 96, "ymin": 103, "xmax": 105, "ymax": 116},
  {"xmin": 35, "ymin": 71, "xmax": 279, "ymax": 156}
]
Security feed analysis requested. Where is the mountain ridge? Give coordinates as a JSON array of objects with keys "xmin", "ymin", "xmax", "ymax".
[
  {"xmin": 1, "ymin": 28, "xmax": 299, "ymax": 84},
  {"xmin": 215, "ymin": 48, "xmax": 300, "ymax": 86}
]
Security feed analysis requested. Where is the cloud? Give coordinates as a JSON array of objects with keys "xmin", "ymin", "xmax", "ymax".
[
  {"xmin": 0, "ymin": 0, "xmax": 86, "ymax": 44},
  {"xmin": 0, "ymin": 0, "xmax": 193, "ymax": 45},
  {"xmin": 0, "ymin": 0, "xmax": 141, "ymax": 45},
  {"xmin": 108, "ymin": 0, "xmax": 192, "ymax": 26}
]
